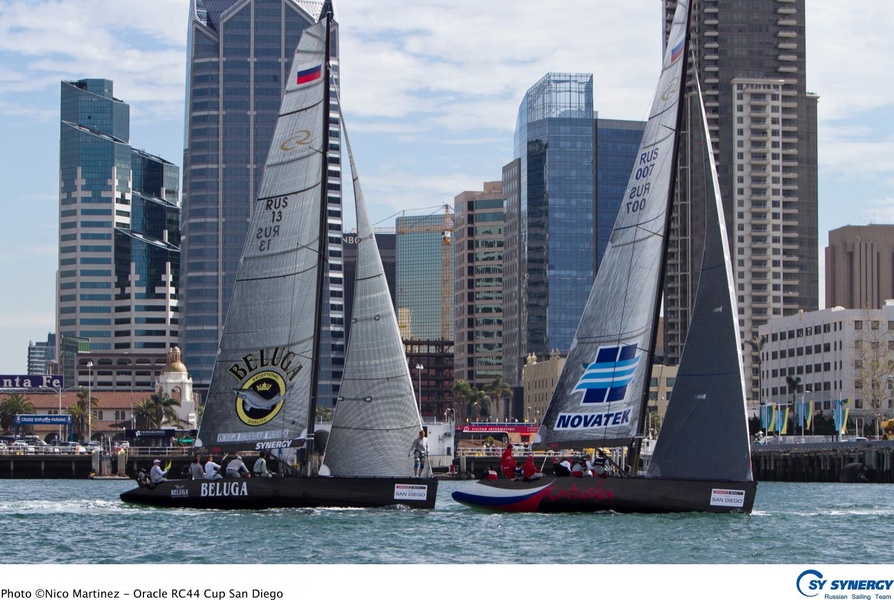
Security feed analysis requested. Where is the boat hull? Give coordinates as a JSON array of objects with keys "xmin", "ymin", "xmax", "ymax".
[
  {"xmin": 120, "ymin": 477, "xmax": 438, "ymax": 510},
  {"xmin": 451, "ymin": 476, "xmax": 756, "ymax": 514}
]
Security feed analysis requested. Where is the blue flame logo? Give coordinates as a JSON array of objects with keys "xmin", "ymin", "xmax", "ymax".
[{"xmin": 574, "ymin": 344, "xmax": 639, "ymax": 404}]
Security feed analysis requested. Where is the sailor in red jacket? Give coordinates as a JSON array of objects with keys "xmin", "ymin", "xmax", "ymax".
[
  {"xmin": 500, "ymin": 443, "xmax": 516, "ymax": 479},
  {"xmin": 522, "ymin": 454, "xmax": 543, "ymax": 481}
]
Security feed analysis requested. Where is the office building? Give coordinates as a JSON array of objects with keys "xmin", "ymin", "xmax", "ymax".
[
  {"xmin": 453, "ymin": 182, "xmax": 504, "ymax": 390},
  {"xmin": 502, "ymin": 73, "xmax": 595, "ymax": 388},
  {"xmin": 396, "ymin": 208, "xmax": 455, "ymax": 418},
  {"xmin": 758, "ymin": 303, "xmax": 894, "ymax": 437},
  {"xmin": 58, "ymin": 79, "xmax": 180, "ymax": 388},
  {"xmin": 826, "ymin": 225, "xmax": 894, "ymax": 310},
  {"xmin": 179, "ymin": 0, "xmax": 346, "ymax": 403},
  {"xmin": 662, "ymin": 0, "xmax": 819, "ymax": 412},
  {"xmin": 27, "ymin": 333, "xmax": 56, "ymax": 376}
]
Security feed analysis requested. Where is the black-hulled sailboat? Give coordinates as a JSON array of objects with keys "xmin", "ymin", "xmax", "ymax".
[
  {"xmin": 452, "ymin": 0, "xmax": 756, "ymax": 514},
  {"xmin": 121, "ymin": 1, "xmax": 437, "ymax": 510}
]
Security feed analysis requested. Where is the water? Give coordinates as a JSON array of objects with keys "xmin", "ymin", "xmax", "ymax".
[{"xmin": 1, "ymin": 479, "xmax": 890, "ymax": 565}]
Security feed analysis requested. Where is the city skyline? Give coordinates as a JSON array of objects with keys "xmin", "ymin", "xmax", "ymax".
[{"xmin": 1, "ymin": 0, "xmax": 892, "ymax": 372}]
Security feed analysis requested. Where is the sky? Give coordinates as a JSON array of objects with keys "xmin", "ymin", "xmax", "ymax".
[{"xmin": 0, "ymin": 0, "xmax": 892, "ymax": 374}]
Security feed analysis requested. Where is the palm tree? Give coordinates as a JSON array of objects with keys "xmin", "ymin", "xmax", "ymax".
[
  {"xmin": 786, "ymin": 375, "xmax": 801, "ymax": 435},
  {"xmin": 484, "ymin": 376, "xmax": 513, "ymax": 421},
  {"xmin": 745, "ymin": 334, "xmax": 767, "ymax": 407},
  {"xmin": 132, "ymin": 399, "xmax": 155, "ymax": 428},
  {"xmin": 66, "ymin": 388, "xmax": 97, "ymax": 441},
  {"xmin": 144, "ymin": 390, "xmax": 182, "ymax": 428},
  {"xmin": 66, "ymin": 403, "xmax": 89, "ymax": 441},
  {"xmin": 0, "ymin": 393, "xmax": 36, "ymax": 432},
  {"xmin": 471, "ymin": 387, "xmax": 490, "ymax": 421},
  {"xmin": 452, "ymin": 379, "xmax": 474, "ymax": 422}
]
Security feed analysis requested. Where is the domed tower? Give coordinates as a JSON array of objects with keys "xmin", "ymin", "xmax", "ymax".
[{"xmin": 156, "ymin": 346, "xmax": 197, "ymax": 428}]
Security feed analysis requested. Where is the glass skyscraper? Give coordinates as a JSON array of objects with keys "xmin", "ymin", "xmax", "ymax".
[
  {"xmin": 58, "ymin": 79, "xmax": 180, "ymax": 385},
  {"xmin": 180, "ymin": 1, "xmax": 345, "ymax": 405},
  {"xmin": 395, "ymin": 211, "xmax": 455, "ymax": 342},
  {"xmin": 502, "ymin": 73, "xmax": 595, "ymax": 387}
]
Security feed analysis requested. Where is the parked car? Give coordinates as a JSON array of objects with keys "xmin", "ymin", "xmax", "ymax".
[
  {"xmin": 9, "ymin": 440, "xmax": 35, "ymax": 454},
  {"xmin": 56, "ymin": 441, "xmax": 87, "ymax": 454},
  {"xmin": 25, "ymin": 437, "xmax": 59, "ymax": 454},
  {"xmin": 0, "ymin": 440, "xmax": 8, "ymax": 454}
]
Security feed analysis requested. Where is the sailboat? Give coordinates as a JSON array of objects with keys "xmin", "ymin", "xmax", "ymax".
[
  {"xmin": 121, "ymin": 1, "xmax": 437, "ymax": 510},
  {"xmin": 452, "ymin": 0, "xmax": 757, "ymax": 513}
]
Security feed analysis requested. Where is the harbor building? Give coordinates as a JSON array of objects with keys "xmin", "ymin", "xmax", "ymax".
[
  {"xmin": 178, "ymin": 0, "xmax": 346, "ymax": 407},
  {"xmin": 758, "ymin": 303, "xmax": 894, "ymax": 437},
  {"xmin": 662, "ymin": 0, "xmax": 819, "ymax": 412},
  {"xmin": 57, "ymin": 79, "xmax": 180, "ymax": 389}
]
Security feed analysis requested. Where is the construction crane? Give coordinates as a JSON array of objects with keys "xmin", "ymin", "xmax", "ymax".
[{"xmin": 396, "ymin": 204, "xmax": 454, "ymax": 339}]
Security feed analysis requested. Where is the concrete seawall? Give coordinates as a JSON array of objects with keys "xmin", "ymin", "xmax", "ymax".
[{"xmin": 751, "ymin": 440, "xmax": 894, "ymax": 483}]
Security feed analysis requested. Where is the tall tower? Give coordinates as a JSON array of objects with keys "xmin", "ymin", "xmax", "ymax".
[
  {"xmin": 453, "ymin": 182, "xmax": 504, "ymax": 391},
  {"xmin": 180, "ymin": 1, "xmax": 344, "ymax": 405},
  {"xmin": 502, "ymin": 73, "xmax": 595, "ymax": 388},
  {"xmin": 396, "ymin": 209, "xmax": 455, "ymax": 419},
  {"xmin": 58, "ymin": 79, "xmax": 180, "ymax": 387},
  {"xmin": 663, "ymin": 0, "xmax": 819, "ymax": 408}
]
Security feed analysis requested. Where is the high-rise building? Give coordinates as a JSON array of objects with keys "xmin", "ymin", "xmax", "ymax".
[
  {"xmin": 453, "ymin": 182, "xmax": 504, "ymax": 391},
  {"xmin": 396, "ymin": 208, "xmax": 455, "ymax": 419},
  {"xmin": 27, "ymin": 333, "xmax": 56, "ymax": 375},
  {"xmin": 662, "ymin": 0, "xmax": 819, "ymax": 410},
  {"xmin": 826, "ymin": 225, "xmax": 894, "ymax": 310},
  {"xmin": 396, "ymin": 209, "xmax": 454, "ymax": 342},
  {"xmin": 179, "ymin": 1, "xmax": 345, "ymax": 399},
  {"xmin": 57, "ymin": 79, "xmax": 180, "ymax": 387},
  {"xmin": 502, "ymin": 73, "xmax": 595, "ymax": 388}
]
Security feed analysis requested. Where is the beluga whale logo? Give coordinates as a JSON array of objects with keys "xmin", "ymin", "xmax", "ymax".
[
  {"xmin": 228, "ymin": 346, "xmax": 302, "ymax": 426},
  {"xmin": 574, "ymin": 344, "xmax": 640, "ymax": 405}
]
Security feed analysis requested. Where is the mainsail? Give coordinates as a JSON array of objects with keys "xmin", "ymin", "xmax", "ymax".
[
  {"xmin": 646, "ymin": 75, "xmax": 752, "ymax": 482},
  {"xmin": 539, "ymin": 0, "xmax": 691, "ymax": 448},
  {"xmin": 321, "ymin": 121, "xmax": 422, "ymax": 477},
  {"xmin": 195, "ymin": 13, "xmax": 331, "ymax": 453}
]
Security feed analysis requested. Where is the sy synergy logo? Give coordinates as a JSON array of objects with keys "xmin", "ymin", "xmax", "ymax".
[
  {"xmin": 228, "ymin": 346, "xmax": 303, "ymax": 426},
  {"xmin": 796, "ymin": 569, "xmax": 894, "ymax": 598}
]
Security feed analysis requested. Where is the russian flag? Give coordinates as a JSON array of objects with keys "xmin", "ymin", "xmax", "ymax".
[
  {"xmin": 296, "ymin": 65, "xmax": 322, "ymax": 85},
  {"xmin": 670, "ymin": 38, "xmax": 685, "ymax": 64}
]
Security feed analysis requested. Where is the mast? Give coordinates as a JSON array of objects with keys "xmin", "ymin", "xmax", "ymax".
[
  {"xmin": 304, "ymin": 0, "xmax": 334, "ymax": 476},
  {"xmin": 630, "ymin": 1, "xmax": 693, "ymax": 470}
]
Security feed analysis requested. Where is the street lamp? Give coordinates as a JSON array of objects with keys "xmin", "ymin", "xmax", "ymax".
[
  {"xmin": 86, "ymin": 361, "xmax": 93, "ymax": 443},
  {"xmin": 415, "ymin": 364, "xmax": 423, "ymax": 416}
]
